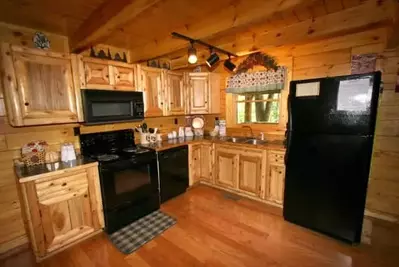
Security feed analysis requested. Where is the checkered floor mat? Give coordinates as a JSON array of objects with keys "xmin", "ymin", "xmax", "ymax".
[{"xmin": 109, "ymin": 210, "xmax": 176, "ymax": 254}]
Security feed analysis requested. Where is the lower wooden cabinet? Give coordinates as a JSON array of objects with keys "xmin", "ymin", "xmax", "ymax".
[
  {"xmin": 238, "ymin": 152, "xmax": 263, "ymax": 197},
  {"xmin": 207, "ymin": 144, "xmax": 285, "ymax": 207},
  {"xmin": 265, "ymin": 150, "xmax": 286, "ymax": 205},
  {"xmin": 215, "ymin": 147, "xmax": 238, "ymax": 189},
  {"xmin": 19, "ymin": 163, "xmax": 104, "ymax": 261},
  {"xmin": 266, "ymin": 164, "xmax": 285, "ymax": 204},
  {"xmin": 200, "ymin": 144, "xmax": 213, "ymax": 182},
  {"xmin": 189, "ymin": 143, "xmax": 214, "ymax": 185}
]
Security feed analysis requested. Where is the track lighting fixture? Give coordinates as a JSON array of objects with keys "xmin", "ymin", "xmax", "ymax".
[
  {"xmin": 187, "ymin": 42, "xmax": 197, "ymax": 64},
  {"xmin": 171, "ymin": 32, "xmax": 237, "ymax": 68},
  {"xmin": 224, "ymin": 57, "xmax": 236, "ymax": 72},
  {"xmin": 206, "ymin": 52, "xmax": 219, "ymax": 67}
]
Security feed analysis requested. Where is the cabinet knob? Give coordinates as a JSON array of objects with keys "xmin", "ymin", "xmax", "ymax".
[
  {"xmin": 170, "ymin": 102, "xmax": 174, "ymax": 105},
  {"xmin": 205, "ymin": 101, "xmax": 208, "ymax": 104},
  {"xmin": 117, "ymin": 75, "xmax": 120, "ymax": 79},
  {"xmin": 24, "ymin": 102, "xmax": 29, "ymax": 106},
  {"xmin": 160, "ymin": 102, "xmax": 163, "ymax": 105},
  {"xmin": 105, "ymin": 75, "xmax": 109, "ymax": 78}
]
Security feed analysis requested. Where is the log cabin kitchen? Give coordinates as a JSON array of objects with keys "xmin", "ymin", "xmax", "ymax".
[{"xmin": 0, "ymin": 0, "xmax": 398, "ymax": 266}]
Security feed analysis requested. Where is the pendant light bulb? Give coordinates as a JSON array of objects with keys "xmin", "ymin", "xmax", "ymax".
[{"xmin": 188, "ymin": 43, "xmax": 197, "ymax": 64}]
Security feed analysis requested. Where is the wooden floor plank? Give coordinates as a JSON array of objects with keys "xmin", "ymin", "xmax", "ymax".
[{"xmin": 1, "ymin": 185, "xmax": 399, "ymax": 267}]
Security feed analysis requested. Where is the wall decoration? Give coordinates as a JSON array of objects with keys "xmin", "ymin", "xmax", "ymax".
[
  {"xmin": 33, "ymin": 32, "xmax": 50, "ymax": 49},
  {"xmin": 236, "ymin": 52, "xmax": 279, "ymax": 74},
  {"xmin": 351, "ymin": 54, "xmax": 377, "ymax": 74},
  {"xmin": 89, "ymin": 46, "xmax": 128, "ymax": 63},
  {"xmin": 226, "ymin": 67, "xmax": 286, "ymax": 94},
  {"xmin": 193, "ymin": 66, "xmax": 202, "ymax": 72},
  {"xmin": 147, "ymin": 59, "xmax": 159, "ymax": 68}
]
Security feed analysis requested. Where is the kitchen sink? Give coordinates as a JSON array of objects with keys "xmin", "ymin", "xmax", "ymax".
[
  {"xmin": 224, "ymin": 137, "xmax": 248, "ymax": 143},
  {"xmin": 244, "ymin": 139, "xmax": 268, "ymax": 145},
  {"xmin": 222, "ymin": 136, "xmax": 267, "ymax": 145}
]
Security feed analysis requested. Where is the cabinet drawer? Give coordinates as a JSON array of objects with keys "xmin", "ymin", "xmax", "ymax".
[
  {"xmin": 268, "ymin": 151, "xmax": 285, "ymax": 165},
  {"xmin": 35, "ymin": 171, "xmax": 88, "ymax": 205}
]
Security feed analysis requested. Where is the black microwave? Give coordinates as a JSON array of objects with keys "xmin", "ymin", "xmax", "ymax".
[{"xmin": 81, "ymin": 89, "xmax": 144, "ymax": 125}]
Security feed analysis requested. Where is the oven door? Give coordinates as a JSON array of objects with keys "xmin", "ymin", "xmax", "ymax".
[
  {"xmin": 82, "ymin": 89, "xmax": 144, "ymax": 124},
  {"xmin": 99, "ymin": 156, "xmax": 159, "ymax": 212}
]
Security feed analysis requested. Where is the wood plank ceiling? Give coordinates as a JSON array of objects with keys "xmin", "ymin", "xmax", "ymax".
[{"xmin": 0, "ymin": 0, "xmax": 396, "ymax": 66}]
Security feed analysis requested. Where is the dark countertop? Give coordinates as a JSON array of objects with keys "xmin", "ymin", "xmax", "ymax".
[
  {"xmin": 16, "ymin": 156, "xmax": 98, "ymax": 183},
  {"xmin": 140, "ymin": 136, "xmax": 286, "ymax": 152}
]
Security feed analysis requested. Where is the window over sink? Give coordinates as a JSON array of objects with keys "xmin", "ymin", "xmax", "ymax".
[{"xmin": 236, "ymin": 92, "xmax": 281, "ymax": 124}]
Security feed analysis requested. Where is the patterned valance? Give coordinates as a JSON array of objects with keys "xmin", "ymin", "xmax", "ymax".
[{"xmin": 226, "ymin": 67, "xmax": 286, "ymax": 94}]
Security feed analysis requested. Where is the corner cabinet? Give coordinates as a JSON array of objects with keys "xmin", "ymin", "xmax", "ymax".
[
  {"xmin": 189, "ymin": 143, "xmax": 214, "ymax": 185},
  {"xmin": 0, "ymin": 44, "xmax": 81, "ymax": 126},
  {"xmin": 78, "ymin": 57, "xmax": 136, "ymax": 91},
  {"xmin": 188, "ymin": 73, "xmax": 220, "ymax": 114},
  {"xmin": 19, "ymin": 163, "xmax": 104, "ymax": 261}
]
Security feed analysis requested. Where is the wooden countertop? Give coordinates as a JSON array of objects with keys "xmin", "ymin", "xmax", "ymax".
[
  {"xmin": 141, "ymin": 136, "xmax": 286, "ymax": 152},
  {"xmin": 16, "ymin": 157, "xmax": 98, "ymax": 183}
]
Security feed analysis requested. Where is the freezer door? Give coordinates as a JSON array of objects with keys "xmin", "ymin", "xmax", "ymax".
[
  {"xmin": 288, "ymin": 72, "xmax": 381, "ymax": 135},
  {"xmin": 283, "ymin": 133, "xmax": 374, "ymax": 243}
]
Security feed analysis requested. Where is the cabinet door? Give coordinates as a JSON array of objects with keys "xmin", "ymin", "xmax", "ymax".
[
  {"xmin": 189, "ymin": 145, "xmax": 201, "ymax": 185},
  {"xmin": 139, "ymin": 67, "xmax": 164, "ymax": 117},
  {"xmin": 84, "ymin": 61, "xmax": 111, "ymax": 88},
  {"xmin": 8, "ymin": 50, "xmax": 78, "ymax": 126},
  {"xmin": 215, "ymin": 149, "xmax": 238, "ymax": 189},
  {"xmin": 238, "ymin": 154, "xmax": 262, "ymax": 197},
  {"xmin": 200, "ymin": 144, "xmax": 213, "ymax": 183},
  {"xmin": 21, "ymin": 168, "xmax": 104, "ymax": 257},
  {"xmin": 189, "ymin": 74, "xmax": 209, "ymax": 114},
  {"xmin": 166, "ymin": 71, "xmax": 185, "ymax": 115},
  {"xmin": 267, "ymin": 165, "xmax": 285, "ymax": 204},
  {"xmin": 112, "ymin": 65, "xmax": 135, "ymax": 90}
]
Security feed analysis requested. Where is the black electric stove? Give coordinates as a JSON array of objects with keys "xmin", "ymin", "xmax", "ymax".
[{"xmin": 80, "ymin": 129, "xmax": 159, "ymax": 234}]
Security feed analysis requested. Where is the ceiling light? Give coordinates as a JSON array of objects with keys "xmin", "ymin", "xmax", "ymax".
[
  {"xmin": 187, "ymin": 42, "xmax": 197, "ymax": 64},
  {"xmin": 224, "ymin": 58, "xmax": 236, "ymax": 72},
  {"xmin": 206, "ymin": 52, "xmax": 219, "ymax": 67}
]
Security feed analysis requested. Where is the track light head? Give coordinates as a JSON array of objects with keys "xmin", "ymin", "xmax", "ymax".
[
  {"xmin": 206, "ymin": 52, "xmax": 219, "ymax": 67},
  {"xmin": 187, "ymin": 42, "xmax": 197, "ymax": 64},
  {"xmin": 224, "ymin": 58, "xmax": 236, "ymax": 72}
]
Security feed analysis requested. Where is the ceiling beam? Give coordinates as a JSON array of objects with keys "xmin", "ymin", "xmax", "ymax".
[
  {"xmin": 70, "ymin": 0, "xmax": 161, "ymax": 53},
  {"xmin": 128, "ymin": 0, "xmax": 318, "ymax": 62},
  {"xmin": 169, "ymin": 0, "xmax": 392, "ymax": 69},
  {"xmin": 386, "ymin": 0, "xmax": 399, "ymax": 49}
]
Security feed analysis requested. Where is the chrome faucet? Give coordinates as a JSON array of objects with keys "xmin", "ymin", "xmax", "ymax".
[
  {"xmin": 242, "ymin": 125, "xmax": 254, "ymax": 137},
  {"xmin": 259, "ymin": 132, "xmax": 265, "ymax": 140}
]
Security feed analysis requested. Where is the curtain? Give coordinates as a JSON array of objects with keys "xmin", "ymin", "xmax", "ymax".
[{"xmin": 226, "ymin": 67, "xmax": 286, "ymax": 94}]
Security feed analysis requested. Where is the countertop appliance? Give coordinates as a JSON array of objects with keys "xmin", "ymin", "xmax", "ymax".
[
  {"xmin": 81, "ymin": 89, "xmax": 144, "ymax": 125},
  {"xmin": 157, "ymin": 146, "xmax": 189, "ymax": 203},
  {"xmin": 80, "ymin": 129, "xmax": 159, "ymax": 234},
  {"xmin": 284, "ymin": 72, "xmax": 381, "ymax": 243}
]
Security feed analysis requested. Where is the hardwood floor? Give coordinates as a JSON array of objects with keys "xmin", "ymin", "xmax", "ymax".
[{"xmin": 1, "ymin": 185, "xmax": 399, "ymax": 267}]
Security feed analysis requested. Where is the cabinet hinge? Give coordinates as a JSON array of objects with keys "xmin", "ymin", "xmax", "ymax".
[{"xmin": 39, "ymin": 210, "xmax": 42, "ymax": 218}]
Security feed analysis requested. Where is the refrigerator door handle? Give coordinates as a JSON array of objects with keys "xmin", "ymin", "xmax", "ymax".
[{"xmin": 284, "ymin": 93, "xmax": 293, "ymax": 165}]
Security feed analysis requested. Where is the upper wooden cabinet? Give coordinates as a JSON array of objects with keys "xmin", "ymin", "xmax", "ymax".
[
  {"xmin": 137, "ymin": 65, "xmax": 165, "ymax": 117},
  {"xmin": 78, "ymin": 57, "xmax": 136, "ymax": 91},
  {"xmin": 19, "ymin": 163, "xmax": 104, "ymax": 261},
  {"xmin": 165, "ymin": 71, "xmax": 185, "ymax": 115},
  {"xmin": 0, "ymin": 44, "xmax": 81, "ymax": 126},
  {"xmin": 188, "ymin": 73, "xmax": 220, "ymax": 114}
]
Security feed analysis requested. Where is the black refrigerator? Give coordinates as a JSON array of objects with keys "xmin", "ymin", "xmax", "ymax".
[{"xmin": 283, "ymin": 71, "xmax": 381, "ymax": 244}]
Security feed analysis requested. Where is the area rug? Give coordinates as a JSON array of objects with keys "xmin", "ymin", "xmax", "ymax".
[{"xmin": 108, "ymin": 210, "xmax": 176, "ymax": 254}]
